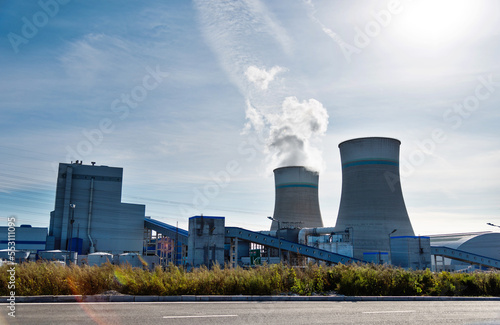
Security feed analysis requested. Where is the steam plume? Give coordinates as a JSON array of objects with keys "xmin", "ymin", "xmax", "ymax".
[
  {"xmin": 244, "ymin": 89, "xmax": 328, "ymax": 171},
  {"xmin": 194, "ymin": 1, "xmax": 329, "ymax": 172}
]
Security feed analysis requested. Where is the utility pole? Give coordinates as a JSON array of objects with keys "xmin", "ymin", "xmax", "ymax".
[
  {"xmin": 388, "ymin": 229, "xmax": 397, "ymax": 264},
  {"xmin": 68, "ymin": 204, "xmax": 76, "ymax": 252},
  {"xmin": 175, "ymin": 221, "xmax": 179, "ymax": 266}
]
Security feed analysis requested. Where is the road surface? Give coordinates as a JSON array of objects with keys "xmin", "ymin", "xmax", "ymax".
[{"xmin": 2, "ymin": 301, "xmax": 500, "ymax": 324}]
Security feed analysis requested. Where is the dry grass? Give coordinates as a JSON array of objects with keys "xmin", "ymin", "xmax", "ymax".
[{"xmin": 1, "ymin": 261, "xmax": 499, "ymax": 296}]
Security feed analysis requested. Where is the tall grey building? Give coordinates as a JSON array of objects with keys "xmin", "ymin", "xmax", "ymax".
[{"xmin": 48, "ymin": 162, "xmax": 145, "ymax": 254}]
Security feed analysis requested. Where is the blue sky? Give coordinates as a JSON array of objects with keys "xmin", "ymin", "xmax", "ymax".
[{"xmin": 1, "ymin": 0, "xmax": 499, "ymax": 235}]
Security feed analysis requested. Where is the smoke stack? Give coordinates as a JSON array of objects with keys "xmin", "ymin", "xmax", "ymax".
[
  {"xmin": 271, "ymin": 166, "xmax": 323, "ymax": 231},
  {"xmin": 335, "ymin": 137, "xmax": 414, "ymax": 260}
]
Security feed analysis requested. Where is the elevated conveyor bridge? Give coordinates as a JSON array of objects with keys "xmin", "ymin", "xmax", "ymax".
[
  {"xmin": 143, "ymin": 220, "xmax": 363, "ymax": 267},
  {"xmin": 431, "ymin": 246, "xmax": 500, "ymax": 269},
  {"xmin": 144, "ymin": 218, "xmax": 189, "ymax": 265},
  {"xmin": 144, "ymin": 218, "xmax": 188, "ymax": 246},
  {"xmin": 225, "ymin": 227, "xmax": 363, "ymax": 266}
]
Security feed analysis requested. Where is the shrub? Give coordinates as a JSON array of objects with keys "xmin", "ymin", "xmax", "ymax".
[{"xmin": 1, "ymin": 262, "xmax": 499, "ymax": 297}]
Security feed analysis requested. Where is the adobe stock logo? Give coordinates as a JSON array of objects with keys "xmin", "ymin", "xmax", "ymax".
[
  {"xmin": 7, "ymin": 0, "xmax": 71, "ymax": 54},
  {"xmin": 178, "ymin": 133, "xmax": 266, "ymax": 219},
  {"xmin": 336, "ymin": 0, "xmax": 403, "ymax": 63},
  {"xmin": 59, "ymin": 65, "xmax": 168, "ymax": 168},
  {"xmin": 385, "ymin": 74, "xmax": 499, "ymax": 192}
]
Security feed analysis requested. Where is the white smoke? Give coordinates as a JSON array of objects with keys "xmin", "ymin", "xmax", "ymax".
[
  {"xmin": 194, "ymin": 1, "xmax": 329, "ymax": 172},
  {"xmin": 244, "ymin": 90, "xmax": 329, "ymax": 172}
]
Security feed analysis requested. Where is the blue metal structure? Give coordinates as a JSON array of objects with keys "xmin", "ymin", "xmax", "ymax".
[
  {"xmin": 144, "ymin": 218, "xmax": 188, "ymax": 246},
  {"xmin": 143, "ymin": 218, "xmax": 188, "ymax": 266},
  {"xmin": 225, "ymin": 227, "xmax": 363, "ymax": 265},
  {"xmin": 431, "ymin": 246, "xmax": 500, "ymax": 269}
]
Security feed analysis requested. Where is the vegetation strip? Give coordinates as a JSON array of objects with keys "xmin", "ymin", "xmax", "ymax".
[{"xmin": 1, "ymin": 262, "xmax": 499, "ymax": 297}]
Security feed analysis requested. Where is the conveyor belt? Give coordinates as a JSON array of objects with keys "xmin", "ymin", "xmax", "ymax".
[
  {"xmin": 431, "ymin": 246, "xmax": 500, "ymax": 269},
  {"xmin": 225, "ymin": 227, "xmax": 363, "ymax": 264},
  {"xmin": 144, "ymin": 218, "xmax": 188, "ymax": 246}
]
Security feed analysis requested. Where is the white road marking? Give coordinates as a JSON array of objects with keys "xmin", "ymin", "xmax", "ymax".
[
  {"xmin": 363, "ymin": 310, "xmax": 416, "ymax": 314},
  {"xmin": 163, "ymin": 315, "xmax": 238, "ymax": 319}
]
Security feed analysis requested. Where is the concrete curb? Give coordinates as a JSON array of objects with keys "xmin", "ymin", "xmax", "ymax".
[{"xmin": 2, "ymin": 295, "xmax": 500, "ymax": 303}]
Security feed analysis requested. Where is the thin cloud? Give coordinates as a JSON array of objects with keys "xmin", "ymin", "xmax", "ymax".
[
  {"xmin": 193, "ymin": 0, "xmax": 292, "ymax": 94},
  {"xmin": 195, "ymin": 1, "xmax": 329, "ymax": 172},
  {"xmin": 245, "ymin": 65, "xmax": 286, "ymax": 90}
]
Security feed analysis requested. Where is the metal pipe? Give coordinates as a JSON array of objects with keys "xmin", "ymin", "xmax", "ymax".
[
  {"xmin": 298, "ymin": 227, "xmax": 337, "ymax": 245},
  {"xmin": 88, "ymin": 178, "xmax": 95, "ymax": 253}
]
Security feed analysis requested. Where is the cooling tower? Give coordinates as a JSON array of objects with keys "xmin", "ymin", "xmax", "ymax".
[
  {"xmin": 334, "ymin": 137, "xmax": 414, "ymax": 260},
  {"xmin": 271, "ymin": 166, "xmax": 323, "ymax": 231}
]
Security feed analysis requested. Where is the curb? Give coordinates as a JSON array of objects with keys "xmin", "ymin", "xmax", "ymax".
[{"xmin": 2, "ymin": 295, "xmax": 500, "ymax": 303}]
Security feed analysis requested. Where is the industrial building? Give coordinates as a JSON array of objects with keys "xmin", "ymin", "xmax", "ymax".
[
  {"xmin": 153, "ymin": 137, "xmax": 500, "ymax": 271},
  {"xmin": 0, "ymin": 225, "xmax": 47, "ymax": 253},
  {"xmin": 47, "ymin": 161, "xmax": 145, "ymax": 255},
  {"xmin": 3, "ymin": 137, "xmax": 500, "ymax": 272},
  {"xmin": 0, "ymin": 225, "xmax": 47, "ymax": 262}
]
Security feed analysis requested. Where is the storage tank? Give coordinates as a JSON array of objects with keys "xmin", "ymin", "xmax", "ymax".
[
  {"xmin": 87, "ymin": 252, "xmax": 113, "ymax": 266},
  {"xmin": 0, "ymin": 250, "xmax": 30, "ymax": 263},
  {"xmin": 118, "ymin": 253, "xmax": 145, "ymax": 267},
  {"xmin": 271, "ymin": 166, "xmax": 323, "ymax": 231},
  {"xmin": 39, "ymin": 250, "xmax": 69, "ymax": 261},
  {"xmin": 334, "ymin": 137, "xmax": 414, "ymax": 260}
]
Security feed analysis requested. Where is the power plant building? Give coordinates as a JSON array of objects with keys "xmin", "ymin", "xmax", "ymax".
[
  {"xmin": 4, "ymin": 139, "xmax": 499, "ymax": 272},
  {"xmin": 48, "ymin": 162, "xmax": 145, "ymax": 255},
  {"xmin": 334, "ymin": 137, "xmax": 415, "ymax": 260},
  {"xmin": 0, "ymin": 225, "xmax": 47, "ymax": 253}
]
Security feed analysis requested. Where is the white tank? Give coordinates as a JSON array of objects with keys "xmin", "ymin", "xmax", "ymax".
[
  {"xmin": 87, "ymin": 252, "xmax": 113, "ymax": 266},
  {"xmin": 117, "ymin": 253, "xmax": 144, "ymax": 267}
]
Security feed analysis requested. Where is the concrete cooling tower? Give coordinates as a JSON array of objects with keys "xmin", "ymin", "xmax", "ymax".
[
  {"xmin": 334, "ymin": 137, "xmax": 415, "ymax": 260},
  {"xmin": 271, "ymin": 166, "xmax": 323, "ymax": 231}
]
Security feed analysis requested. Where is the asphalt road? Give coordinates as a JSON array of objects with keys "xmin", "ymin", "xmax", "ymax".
[{"xmin": 2, "ymin": 301, "xmax": 500, "ymax": 325}]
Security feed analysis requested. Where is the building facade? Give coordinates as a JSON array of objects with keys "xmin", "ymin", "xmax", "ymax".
[
  {"xmin": 48, "ymin": 162, "xmax": 145, "ymax": 254},
  {"xmin": 0, "ymin": 225, "xmax": 47, "ymax": 253}
]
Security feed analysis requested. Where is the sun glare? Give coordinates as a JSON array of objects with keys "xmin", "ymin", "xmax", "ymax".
[{"xmin": 395, "ymin": 0, "xmax": 482, "ymax": 46}]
